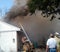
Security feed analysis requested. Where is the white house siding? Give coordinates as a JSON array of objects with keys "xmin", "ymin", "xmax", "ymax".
[
  {"xmin": 0, "ymin": 20, "xmax": 20, "ymax": 32},
  {"xmin": 0, "ymin": 31, "xmax": 17, "ymax": 52}
]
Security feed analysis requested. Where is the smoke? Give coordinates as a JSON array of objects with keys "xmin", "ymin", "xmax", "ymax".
[
  {"xmin": 4, "ymin": 0, "xmax": 29, "ymax": 20},
  {"xmin": 3, "ymin": 0, "xmax": 60, "ymax": 45},
  {"xmin": 4, "ymin": 5, "xmax": 29, "ymax": 20}
]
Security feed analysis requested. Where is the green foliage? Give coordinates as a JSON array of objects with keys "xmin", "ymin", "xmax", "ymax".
[
  {"xmin": 27, "ymin": 0, "xmax": 60, "ymax": 21},
  {"xmin": 59, "ymin": 42, "xmax": 60, "ymax": 47},
  {"xmin": 28, "ymin": 0, "xmax": 60, "ymax": 13}
]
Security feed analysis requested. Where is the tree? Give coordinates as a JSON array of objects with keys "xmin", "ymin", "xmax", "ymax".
[{"xmin": 27, "ymin": 0, "xmax": 60, "ymax": 21}]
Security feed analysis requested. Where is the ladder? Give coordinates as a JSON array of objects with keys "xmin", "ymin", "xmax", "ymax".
[{"xmin": 20, "ymin": 24, "xmax": 31, "ymax": 44}]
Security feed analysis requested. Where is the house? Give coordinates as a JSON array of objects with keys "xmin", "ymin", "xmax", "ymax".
[{"xmin": 0, "ymin": 20, "xmax": 22, "ymax": 52}]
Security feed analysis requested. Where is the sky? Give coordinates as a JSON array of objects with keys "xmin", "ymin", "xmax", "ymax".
[{"xmin": 0, "ymin": 0, "xmax": 14, "ymax": 19}]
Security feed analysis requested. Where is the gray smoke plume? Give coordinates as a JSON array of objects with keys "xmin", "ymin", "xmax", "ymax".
[
  {"xmin": 4, "ymin": 0, "xmax": 29, "ymax": 20},
  {"xmin": 4, "ymin": 5, "xmax": 29, "ymax": 20},
  {"xmin": 2, "ymin": 0, "xmax": 60, "ymax": 47}
]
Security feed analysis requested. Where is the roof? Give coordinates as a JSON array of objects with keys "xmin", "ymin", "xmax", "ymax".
[{"xmin": 0, "ymin": 20, "xmax": 21, "ymax": 32}]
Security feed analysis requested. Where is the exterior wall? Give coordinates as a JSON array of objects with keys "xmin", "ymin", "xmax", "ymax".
[{"xmin": 0, "ymin": 31, "xmax": 17, "ymax": 52}]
